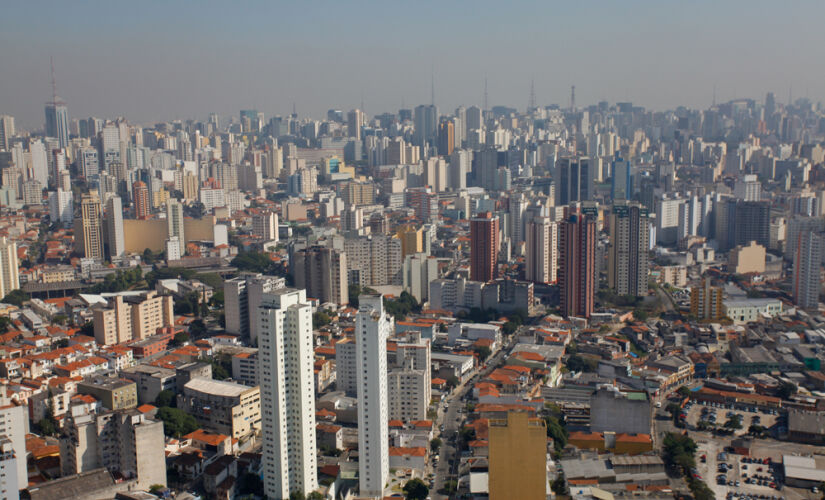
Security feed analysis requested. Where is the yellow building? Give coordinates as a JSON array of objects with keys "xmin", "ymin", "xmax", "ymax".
[
  {"xmin": 396, "ymin": 225, "xmax": 424, "ymax": 258},
  {"xmin": 93, "ymin": 291, "xmax": 174, "ymax": 345},
  {"xmin": 567, "ymin": 431, "xmax": 654, "ymax": 455},
  {"xmin": 690, "ymin": 279, "xmax": 725, "ymax": 320},
  {"xmin": 122, "ymin": 216, "xmax": 216, "ymax": 253},
  {"xmin": 728, "ymin": 240, "xmax": 766, "ymax": 275},
  {"xmin": 488, "ymin": 411, "xmax": 547, "ymax": 500},
  {"xmin": 182, "ymin": 172, "xmax": 199, "ymax": 201}
]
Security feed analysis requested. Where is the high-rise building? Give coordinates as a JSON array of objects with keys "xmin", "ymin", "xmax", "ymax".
[
  {"xmin": 388, "ymin": 339, "xmax": 431, "ymax": 422},
  {"xmin": 166, "ymin": 199, "xmax": 185, "ymax": 256},
  {"xmin": 402, "ymin": 253, "xmax": 439, "ymax": 303},
  {"xmin": 792, "ymin": 231, "xmax": 822, "ymax": 310},
  {"xmin": 133, "ymin": 181, "xmax": 150, "ymax": 219},
  {"xmin": 405, "ymin": 187, "xmax": 438, "ymax": 223},
  {"xmin": 45, "ymin": 98, "xmax": 70, "ymax": 149},
  {"xmin": 75, "ymin": 190, "xmax": 104, "ymax": 261},
  {"xmin": 611, "ymin": 156, "xmax": 632, "ymax": 200},
  {"xmin": 559, "ymin": 205, "xmax": 597, "ymax": 318},
  {"xmin": 470, "ymin": 212, "xmax": 500, "ymax": 283},
  {"xmin": 509, "ymin": 193, "xmax": 528, "ymax": 246},
  {"xmin": 733, "ymin": 201, "xmax": 770, "ymax": 249},
  {"xmin": 449, "ymin": 149, "xmax": 470, "ymax": 190},
  {"xmin": 92, "ymin": 291, "xmax": 174, "ymax": 345},
  {"xmin": 292, "ymin": 246, "xmax": 349, "ymax": 306},
  {"xmin": 252, "ymin": 211, "xmax": 279, "ymax": 242},
  {"xmin": 60, "ymin": 408, "xmax": 166, "ymax": 491},
  {"xmin": 734, "ymin": 174, "xmax": 761, "ymax": 201},
  {"xmin": 257, "ymin": 288, "xmax": 318, "ymax": 499},
  {"xmin": 48, "ymin": 188, "xmax": 73, "ymax": 228},
  {"xmin": 557, "ymin": 156, "xmax": 594, "ymax": 205},
  {"xmin": 525, "ymin": 216, "xmax": 557, "ymax": 284},
  {"xmin": 488, "ymin": 411, "xmax": 547, "ymax": 500},
  {"xmin": 0, "ymin": 399, "xmax": 26, "ymax": 494},
  {"xmin": 413, "ymin": 104, "xmax": 438, "ymax": 150},
  {"xmin": 356, "ymin": 295, "xmax": 391, "ymax": 498},
  {"xmin": 0, "ymin": 115, "xmax": 14, "ymax": 151},
  {"xmin": 690, "ymin": 279, "xmax": 725, "ymax": 320},
  {"xmin": 347, "ymin": 109, "xmax": 364, "ymax": 140},
  {"xmin": 608, "ymin": 201, "xmax": 650, "ymax": 297},
  {"xmin": 0, "ymin": 237, "xmax": 20, "ymax": 300},
  {"xmin": 224, "ymin": 274, "xmax": 285, "ymax": 343},
  {"xmin": 105, "ymin": 196, "xmax": 125, "ymax": 259},
  {"xmin": 438, "ymin": 119, "xmax": 455, "ymax": 156}
]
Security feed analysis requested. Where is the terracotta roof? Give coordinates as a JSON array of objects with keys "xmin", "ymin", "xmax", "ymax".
[{"xmin": 389, "ymin": 446, "xmax": 426, "ymax": 457}]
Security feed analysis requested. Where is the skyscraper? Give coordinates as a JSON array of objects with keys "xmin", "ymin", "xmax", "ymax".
[
  {"xmin": 292, "ymin": 246, "xmax": 349, "ymax": 306},
  {"xmin": 356, "ymin": 295, "xmax": 391, "ymax": 499},
  {"xmin": 0, "ymin": 237, "xmax": 20, "ymax": 300},
  {"xmin": 509, "ymin": 193, "xmax": 528, "ymax": 246},
  {"xmin": 133, "ymin": 181, "xmax": 150, "ymax": 219},
  {"xmin": 252, "ymin": 211, "xmax": 279, "ymax": 242},
  {"xmin": 557, "ymin": 156, "xmax": 594, "ymax": 205},
  {"xmin": 166, "ymin": 199, "xmax": 185, "ymax": 256},
  {"xmin": 413, "ymin": 104, "xmax": 438, "ymax": 149},
  {"xmin": 525, "ymin": 216, "xmax": 557, "ymax": 284},
  {"xmin": 105, "ymin": 196, "xmax": 125, "ymax": 259},
  {"xmin": 258, "ymin": 288, "xmax": 318, "ymax": 499},
  {"xmin": 45, "ymin": 99, "xmax": 70, "ymax": 149},
  {"xmin": 48, "ymin": 188, "xmax": 73, "ymax": 228},
  {"xmin": 75, "ymin": 191, "xmax": 104, "ymax": 261},
  {"xmin": 611, "ymin": 156, "xmax": 632, "ymax": 200},
  {"xmin": 608, "ymin": 201, "xmax": 650, "ymax": 297},
  {"xmin": 470, "ymin": 212, "xmax": 500, "ymax": 283},
  {"xmin": 792, "ymin": 231, "xmax": 822, "ymax": 310},
  {"xmin": 438, "ymin": 119, "xmax": 455, "ymax": 156},
  {"xmin": 560, "ymin": 205, "xmax": 596, "ymax": 318},
  {"xmin": 347, "ymin": 109, "xmax": 364, "ymax": 140},
  {"xmin": 0, "ymin": 115, "xmax": 14, "ymax": 151}
]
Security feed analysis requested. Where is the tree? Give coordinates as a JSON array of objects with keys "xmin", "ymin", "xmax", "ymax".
[
  {"xmin": 237, "ymin": 474, "xmax": 264, "ymax": 497},
  {"xmin": 473, "ymin": 345, "xmax": 492, "ymax": 361},
  {"xmin": 777, "ymin": 381, "xmax": 797, "ymax": 400},
  {"xmin": 155, "ymin": 390, "xmax": 176, "ymax": 408},
  {"xmin": 403, "ymin": 478, "xmax": 429, "ymax": 500},
  {"xmin": 79, "ymin": 321, "xmax": 94, "ymax": 337},
  {"xmin": 313, "ymin": 311, "xmax": 332, "ymax": 329},
  {"xmin": 211, "ymin": 359, "xmax": 230, "ymax": 380},
  {"xmin": 232, "ymin": 251, "xmax": 279, "ymax": 274},
  {"xmin": 442, "ymin": 480, "xmax": 457, "ymax": 495},
  {"xmin": 171, "ymin": 331, "xmax": 190, "ymax": 347},
  {"xmin": 662, "ymin": 432, "xmax": 697, "ymax": 475},
  {"xmin": 677, "ymin": 386, "xmax": 691, "ymax": 398},
  {"xmin": 544, "ymin": 415, "xmax": 568, "ymax": 453},
  {"xmin": 156, "ymin": 407, "xmax": 199, "ymax": 437},
  {"xmin": 565, "ymin": 354, "xmax": 596, "ymax": 373},
  {"xmin": 430, "ymin": 437, "xmax": 442, "ymax": 453},
  {"xmin": 149, "ymin": 484, "xmax": 165, "ymax": 494},
  {"xmin": 188, "ymin": 319, "xmax": 208, "ymax": 338},
  {"xmin": 307, "ymin": 493, "xmax": 324, "ymax": 500},
  {"xmin": 551, "ymin": 472, "xmax": 569, "ymax": 495},
  {"xmin": 1, "ymin": 289, "xmax": 28, "ymax": 307},
  {"xmin": 0, "ymin": 316, "xmax": 10, "ymax": 334},
  {"xmin": 724, "ymin": 415, "xmax": 743, "ymax": 430},
  {"xmin": 445, "ymin": 375, "xmax": 459, "ymax": 389}
]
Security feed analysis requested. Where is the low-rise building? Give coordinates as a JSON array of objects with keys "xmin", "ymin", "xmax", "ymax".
[
  {"xmin": 177, "ymin": 378, "xmax": 261, "ymax": 439},
  {"xmin": 77, "ymin": 377, "xmax": 138, "ymax": 411}
]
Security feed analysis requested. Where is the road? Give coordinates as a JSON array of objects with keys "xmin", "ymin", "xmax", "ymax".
[{"xmin": 430, "ymin": 328, "xmax": 522, "ymax": 499}]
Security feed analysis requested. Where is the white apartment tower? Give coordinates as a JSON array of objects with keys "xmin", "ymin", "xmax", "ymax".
[
  {"xmin": 356, "ymin": 295, "xmax": 391, "ymax": 498},
  {"xmin": 166, "ymin": 199, "xmax": 185, "ymax": 256},
  {"xmin": 48, "ymin": 188, "xmax": 73, "ymax": 228},
  {"xmin": 525, "ymin": 216, "xmax": 558, "ymax": 284},
  {"xmin": 0, "ymin": 237, "xmax": 20, "ymax": 300},
  {"xmin": 257, "ymin": 288, "xmax": 318, "ymax": 499},
  {"xmin": 105, "ymin": 195, "xmax": 125, "ymax": 259},
  {"xmin": 252, "ymin": 211, "xmax": 279, "ymax": 242}
]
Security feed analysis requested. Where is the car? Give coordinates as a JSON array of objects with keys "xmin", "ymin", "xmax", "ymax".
[{"xmin": 735, "ymin": 480, "xmax": 740, "ymax": 487}]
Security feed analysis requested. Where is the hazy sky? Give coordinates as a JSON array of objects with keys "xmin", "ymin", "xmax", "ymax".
[{"xmin": 2, "ymin": 1, "xmax": 824, "ymax": 129}]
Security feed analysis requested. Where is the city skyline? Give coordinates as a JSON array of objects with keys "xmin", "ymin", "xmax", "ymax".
[{"xmin": 3, "ymin": 1, "xmax": 825, "ymax": 127}]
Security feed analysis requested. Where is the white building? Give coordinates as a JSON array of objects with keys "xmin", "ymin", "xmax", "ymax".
[
  {"xmin": 252, "ymin": 211, "xmax": 279, "ymax": 243},
  {"xmin": 356, "ymin": 295, "xmax": 392, "ymax": 498},
  {"xmin": 525, "ymin": 216, "xmax": 558, "ymax": 284},
  {"xmin": 166, "ymin": 199, "xmax": 185, "ymax": 256},
  {"xmin": 724, "ymin": 298, "xmax": 783, "ymax": 324},
  {"xmin": 792, "ymin": 231, "xmax": 822, "ymax": 310},
  {"xmin": 258, "ymin": 288, "xmax": 317, "ymax": 499},
  {"xmin": 402, "ymin": 253, "xmax": 439, "ymax": 303},
  {"xmin": 105, "ymin": 195, "xmax": 125, "ymax": 259},
  {"xmin": 0, "ymin": 237, "xmax": 19, "ymax": 300},
  {"xmin": 0, "ymin": 400, "xmax": 26, "ymax": 492},
  {"xmin": 389, "ymin": 340, "xmax": 431, "ymax": 422},
  {"xmin": 224, "ymin": 274, "xmax": 286, "ymax": 343},
  {"xmin": 166, "ymin": 237, "xmax": 181, "ymax": 261},
  {"xmin": 48, "ymin": 188, "xmax": 73, "ymax": 227}
]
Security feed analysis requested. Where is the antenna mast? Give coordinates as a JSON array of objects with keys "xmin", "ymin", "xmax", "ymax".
[
  {"xmin": 50, "ymin": 56, "xmax": 58, "ymax": 104},
  {"xmin": 529, "ymin": 78, "xmax": 536, "ymax": 111}
]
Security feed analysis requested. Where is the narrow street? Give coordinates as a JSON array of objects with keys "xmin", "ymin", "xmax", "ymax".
[{"xmin": 430, "ymin": 328, "xmax": 523, "ymax": 499}]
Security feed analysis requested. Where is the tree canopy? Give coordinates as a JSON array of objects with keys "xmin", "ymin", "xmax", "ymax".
[
  {"xmin": 156, "ymin": 407, "xmax": 199, "ymax": 437},
  {"xmin": 403, "ymin": 478, "xmax": 429, "ymax": 500}
]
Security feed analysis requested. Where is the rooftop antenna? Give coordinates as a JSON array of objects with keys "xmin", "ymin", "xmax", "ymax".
[
  {"xmin": 712, "ymin": 83, "xmax": 716, "ymax": 107},
  {"xmin": 529, "ymin": 78, "xmax": 536, "ymax": 111},
  {"xmin": 50, "ymin": 56, "xmax": 58, "ymax": 104},
  {"xmin": 483, "ymin": 76, "xmax": 488, "ymax": 112},
  {"xmin": 292, "ymin": 101, "xmax": 296, "ymax": 116},
  {"xmin": 788, "ymin": 84, "xmax": 793, "ymax": 106},
  {"xmin": 570, "ymin": 85, "xmax": 576, "ymax": 112},
  {"xmin": 430, "ymin": 65, "xmax": 435, "ymax": 107},
  {"xmin": 360, "ymin": 89, "xmax": 365, "ymax": 112}
]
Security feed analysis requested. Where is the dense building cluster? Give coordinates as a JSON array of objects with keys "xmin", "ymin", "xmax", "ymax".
[{"xmin": 1, "ymin": 88, "xmax": 825, "ymax": 500}]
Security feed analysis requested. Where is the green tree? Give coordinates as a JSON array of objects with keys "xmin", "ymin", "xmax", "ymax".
[
  {"xmin": 430, "ymin": 437, "xmax": 442, "ymax": 453},
  {"xmin": 156, "ymin": 407, "xmax": 199, "ymax": 437},
  {"xmin": 724, "ymin": 415, "xmax": 743, "ymax": 430},
  {"xmin": 232, "ymin": 251, "xmax": 279, "ymax": 274},
  {"xmin": 473, "ymin": 345, "xmax": 492, "ymax": 361},
  {"xmin": 551, "ymin": 472, "xmax": 569, "ymax": 495},
  {"xmin": 544, "ymin": 415, "xmax": 568, "ymax": 453},
  {"xmin": 1, "ymin": 289, "xmax": 28, "ymax": 307},
  {"xmin": 188, "ymin": 319, "xmax": 208, "ymax": 338},
  {"xmin": 777, "ymin": 381, "xmax": 797, "ymax": 399},
  {"xmin": 154, "ymin": 390, "xmax": 176, "ymax": 408},
  {"xmin": 442, "ymin": 480, "xmax": 457, "ymax": 495},
  {"xmin": 0, "ymin": 316, "xmax": 10, "ymax": 333},
  {"xmin": 565, "ymin": 354, "xmax": 595, "ymax": 373},
  {"xmin": 237, "ymin": 472, "xmax": 264, "ymax": 496},
  {"xmin": 171, "ymin": 331, "xmax": 190, "ymax": 347},
  {"xmin": 79, "ymin": 321, "xmax": 95, "ymax": 337},
  {"xmin": 403, "ymin": 478, "xmax": 429, "ymax": 500},
  {"xmin": 313, "ymin": 311, "xmax": 332, "ymax": 329},
  {"xmin": 307, "ymin": 492, "xmax": 324, "ymax": 500},
  {"xmin": 677, "ymin": 386, "xmax": 691, "ymax": 398}
]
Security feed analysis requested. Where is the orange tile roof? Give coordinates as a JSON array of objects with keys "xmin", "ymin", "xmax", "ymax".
[
  {"xmin": 184, "ymin": 429, "xmax": 230, "ymax": 447},
  {"xmin": 389, "ymin": 446, "xmax": 426, "ymax": 457},
  {"xmin": 137, "ymin": 404, "xmax": 157, "ymax": 413}
]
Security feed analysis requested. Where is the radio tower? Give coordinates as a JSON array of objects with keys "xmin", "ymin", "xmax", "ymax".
[
  {"xmin": 528, "ymin": 78, "xmax": 536, "ymax": 112},
  {"xmin": 50, "ymin": 56, "xmax": 59, "ymax": 105},
  {"xmin": 483, "ymin": 77, "xmax": 488, "ymax": 113},
  {"xmin": 570, "ymin": 85, "xmax": 576, "ymax": 112}
]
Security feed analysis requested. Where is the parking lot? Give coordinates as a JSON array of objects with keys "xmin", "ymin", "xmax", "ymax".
[{"xmin": 683, "ymin": 399, "xmax": 782, "ymax": 437}]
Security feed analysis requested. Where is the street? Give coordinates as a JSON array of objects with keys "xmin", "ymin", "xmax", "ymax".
[{"xmin": 430, "ymin": 327, "xmax": 522, "ymax": 499}]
